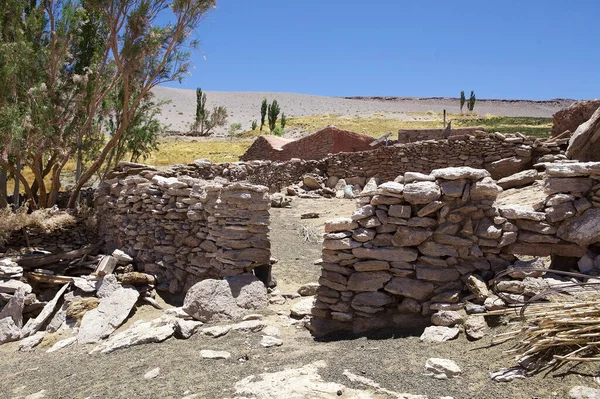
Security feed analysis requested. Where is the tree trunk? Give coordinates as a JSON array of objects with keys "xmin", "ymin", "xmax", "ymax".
[
  {"xmin": 13, "ymin": 159, "xmax": 20, "ymax": 208},
  {"xmin": 0, "ymin": 167, "xmax": 7, "ymax": 209}
]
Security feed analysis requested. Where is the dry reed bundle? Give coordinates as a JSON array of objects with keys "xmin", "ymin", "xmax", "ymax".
[{"xmin": 488, "ymin": 268, "xmax": 600, "ymax": 370}]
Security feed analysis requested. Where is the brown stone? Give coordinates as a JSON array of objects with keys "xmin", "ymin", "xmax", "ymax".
[
  {"xmin": 347, "ymin": 271, "xmax": 392, "ymax": 292},
  {"xmin": 352, "ymin": 247, "xmax": 418, "ymax": 262},
  {"xmin": 384, "ymin": 277, "xmax": 434, "ymax": 301},
  {"xmin": 392, "ymin": 226, "xmax": 433, "ymax": 247}
]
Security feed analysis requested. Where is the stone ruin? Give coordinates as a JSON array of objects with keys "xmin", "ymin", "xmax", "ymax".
[
  {"xmin": 95, "ymin": 163, "xmax": 271, "ymax": 294},
  {"xmin": 310, "ymin": 163, "xmax": 600, "ymax": 336}
]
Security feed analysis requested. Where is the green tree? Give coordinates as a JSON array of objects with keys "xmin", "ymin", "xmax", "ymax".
[
  {"xmin": 468, "ymin": 91, "xmax": 476, "ymax": 112},
  {"xmin": 459, "ymin": 91, "xmax": 466, "ymax": 113},
  {"xmin": 251, "ymin": 120, "xmax": 258, "ymax": 130},
  {"xmin": 194, "ymin": 88, "xmax": 209, "ymax": 134},
  {"xmin": 281, "ymin": 112, "xmax": 287, "ymax": 129},
  {"xmin": 267, "ymin": 100, "xmax": 280, "ymax": 132},
  {"xmin": 260, "ymin": 98, "xmax": 267, "ymax": 132}
]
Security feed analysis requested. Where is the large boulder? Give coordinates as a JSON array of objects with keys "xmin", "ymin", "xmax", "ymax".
[
  {"xmin": 567, "ymin": 106, "xmax": 600, "ymax": 161},
  {"xmin": 552, "ymin": 99, "xmax": 600, "ymax": 137},
  {"xmin": 183, "ymin": 274, "xmax": 268, "ymax": 323}
]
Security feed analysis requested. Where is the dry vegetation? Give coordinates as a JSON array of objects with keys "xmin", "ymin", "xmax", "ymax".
[
  {"xmin": 144, "ymin": 139, "xmax": 253, "ymax": 165},
  {"xmin": 0, "ymin": 206, "xmax": 78, "ymax": 246},
  {"xmin": 287, "ymin": 113, "xmax": 552, "ymax": 138}
]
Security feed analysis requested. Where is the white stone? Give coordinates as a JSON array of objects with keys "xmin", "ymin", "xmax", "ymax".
[
  {"xmin": 21, "ymin": 283, "xmax": 69, "ymax": 338},
  {"xmin": 260, "ymin": 335, "xmax": 283, "ymax": 348},
  {"xmin": 90, "ymin": 318, "xmax": 175, "ymax": 354},
  {"xmin": 46, "ymin": 336, "xmax": 77, "ymax": 353},
  {"xmin": 200, "ymin": 349, "xmax": 231, "ymax": 359},
  {"xmin": 419, "ymin": 326, "xmax": 459, "ymax": 343},
  {"xmin": 144, "ymin": 367, "xmax": 160, "ymax": 380},
  {"xmin": 18, "ymin": 331, "xmax": 46, "ymax": 351},
  {"xmin": 290, "ymin": 296, "xmax": 315, "ymax": 318},
  {"xmin": 175, "ymin": 319, "xmax": 203, "ymax": 339},
  {"xmin": 425, "ymin": 358, "xmax": 462, "ymax": 379},
  {"xmin": 0, "ymin": 317, "xmax": 21, "ymax": 344},
  {"xmin": 431, "ymin": 167, "xmax": 490, "ymax": 181},
  {"xmin": 569, "ymin": 385, "xmax": 600, "ymax": 399},
  {"xmin": 78, "ymin": 286, "xmax": 139, "ymax": 344},
  {"xmin": 202, "ymin": 325, "xmax": 231, "ymax": 338},
  {"xmin": 112, "ymin": 249, "xmax": 134, "ymax": 265},
  {"xmin": 231, "ymin": 319, "xmax": 266, "ymax": 333}
]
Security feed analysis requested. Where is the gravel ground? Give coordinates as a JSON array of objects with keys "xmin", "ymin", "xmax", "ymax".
[
  {"xmin": 1, "ymin": 198, "xmax": 597, "ymax": 399},
  {"xmin": 153, "ymin": 87, "xmax": 572, "ymax": 134}
]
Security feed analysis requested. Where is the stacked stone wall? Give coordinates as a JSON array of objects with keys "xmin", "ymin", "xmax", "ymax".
[
  {"xmin": 311, "ymin": 163, "xmax": 600, "ymax": 335},
  {"xmin": 95, "ymin": 163, "xmax": 271, "ymax": 294},
  {"xmin": 396, "ymin": 127, "xmax": 485, "ymax": 143}
]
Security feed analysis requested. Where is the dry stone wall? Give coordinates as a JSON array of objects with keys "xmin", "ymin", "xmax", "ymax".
[
  {"xmin": 311, "ymin": 163, "xmax": 600, "ymax": 336},
  {"xmin": 96, "ymin": 163, "xmax": 271, "ymax": 294},
  {"xmin": 325, "ymin": 133, "xmax": 564, "ymax": 182},
  {"xmin": 140, "ymin": 134, "xmax": 565, "ymax": 194}
]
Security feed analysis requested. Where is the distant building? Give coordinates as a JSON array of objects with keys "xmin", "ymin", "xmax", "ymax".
[{"xmin": 240, "ymin": 125, "xmax": 376, "ymax": 161}]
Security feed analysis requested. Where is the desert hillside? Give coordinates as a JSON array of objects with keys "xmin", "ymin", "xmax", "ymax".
[{"xmin": 152, "ymin": 86, "xmax": 573, "ymax": 134}]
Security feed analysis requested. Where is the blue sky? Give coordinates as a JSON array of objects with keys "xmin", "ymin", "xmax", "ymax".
[{"xmin": 168, "ymin": 0, "xmax": 600, "ymax": 100}]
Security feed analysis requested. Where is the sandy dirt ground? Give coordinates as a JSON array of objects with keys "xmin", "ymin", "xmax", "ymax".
[
  {"xmin": 152, "ymin": 86, "xmax": 572, "ymax": 134},
  {"xmin": 0, "ymin": 197, "xmax": 598, "ymax": 399}
]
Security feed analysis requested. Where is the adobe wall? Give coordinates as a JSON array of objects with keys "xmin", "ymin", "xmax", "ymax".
[
  {"xmin": 95, "ymin": 163, "xmax": 271, "ymax": 294},
  {"xmin": 397, "ymin": 127, "xmax": 485, "ymax": 143},
  {"xmin": 240, "ymin": 126, "xmax": 375, "ymax": 162},
  {"xmin": 311, "ymin": 162, "xmax": 600, "ymax": 336}
]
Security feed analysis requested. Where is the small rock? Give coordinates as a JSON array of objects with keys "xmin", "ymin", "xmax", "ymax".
[
  {"xmin": 431, "ymin": 311, "xmax": 464, "ymax": 327},
  {"xmin": 262, "ymin": 325, "xmax": 280, "ymax": 337},
  {"xmin": 18, "ymin": 331, "xmax": 46, "ymax": 351},
  {"xmin": 202, "ymin": 325, "xmax": 231, "ymax": 338},
  {"xmin": 46, "ymin": 336, "xmax": 77, "ymax": 353},
  {"xmin": 569, "ymin": 386, "xmax": 600, "ymax": 399},
  {"xmin": 489, "ymin": 367, "xmax": 527, "ymax": 382},
  {"xmin": 465, "ymin": 315, "xmax": 488, "ymax": 340},
  {"xmin": 112, "ymin": 249, "xmax": 134, "ymax": 265},
  {"xmin": 260, "ymin": 335, "xmax": 283, "ymax": 348},
  {"xmin": 175, "ymin": 319, "xmax": 203, "ymax": 339},
  {"xmin": 290, "ymin": 296, "xmax": 315, "ymax": 318},
  {"xmin": 0, "ymin": 317, "xmax": 21, "ymax": 344},
  {"xmin": 424, "ymin": 358, "xmax": 462, "ymax": 379},
  {"xmin": 297, "ymin": 283, "xmax": 319, "ymax": 296},
  {"xmin": 200, "ymin": 349, "xmax": 231, "ymax": 360},
  {"xmin": 231, "ymin": 320, "xmax": 266, "ymax": 333},
  {"xmin": 419, "ymin": 326, "xmax": 459, "ymax": 343},
  {"xmin": 144, "ymin": 367, "xmax": 160, "ymax": 380}
]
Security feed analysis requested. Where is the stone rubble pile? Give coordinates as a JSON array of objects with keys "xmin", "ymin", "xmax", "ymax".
[
  {"xmin": 96, "ymin": 163, "xmax": 271, "ymax": 294},
  {"xmin": 311, "ymin": 163, "xmax": 600, "ymax": 335}
]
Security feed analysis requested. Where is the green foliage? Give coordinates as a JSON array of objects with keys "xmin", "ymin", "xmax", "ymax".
[
  {"xmin": 272, "ymin": 126, "xmax": 284, "ymax": 136},
  {"xmin": 267, "ymin": 100, "xmax": 280, "ymax": 132},
  {"xmin": 460, "ymin": 91, "xmax": 466, "ymax": 113},
  {"xmin": 251, "ymin": 120, "xmax": 258, "ymax": 130},
  {"xmin": 194, "ymin": 88, "xmax": 208, "ymax": 133},
  {"xmin": 208, "ymin": 106, "xmax": 228, "ymax": 134},
  {"xmin": 260, "ymin": 98, "xmax": 267, "ymax": 131},
  {"xmin": 468, "ymin": 91, "xmax": 476, "ymax": 112},
  {"xmin": 228, "ymin": 123, "xmax": 242, "ymax": 136},
  {"xmin": 281, "ymin": 112, "xmax": 287, "ymax": 129}
]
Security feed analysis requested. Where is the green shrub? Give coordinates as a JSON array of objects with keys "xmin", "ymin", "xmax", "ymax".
[
  {"xmin": 228, "ymin": 123, "xmax": 242, "ymax": 136},
  {"xmin": 468, "ymin": 91, "xmax": 476, "ymax": 112},
  {"xmin": 268, "ymin": 100, "xmax": 280, "ymax": 131},
  {"xmin": 281, "ymin": 112, "xmax": 287, "ymax": 129},
  {"xmin": 260, "ymin": 99, "xmax": 267, "ymax": 131},
  {"xmin": 272, "ymin": 126, "xmax": 284, "ymax": 136},
  {"xmin": 251, "ymin": 120, "xmax": 258, "ymax": 130}
]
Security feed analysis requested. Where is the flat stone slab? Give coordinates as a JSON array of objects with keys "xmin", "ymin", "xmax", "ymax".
[
  {"xmin": 419, "ymin": 326, "xmax": 459, "ymax": 343},
  {"xmin": 78, "ymin": 286, "xmax": 140, "ymax": 344}
]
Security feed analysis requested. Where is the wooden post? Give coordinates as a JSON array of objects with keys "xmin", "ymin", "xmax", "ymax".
[{"xmin": 443, "ymin": 109, "xmax": 446, "ymax": 128}]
